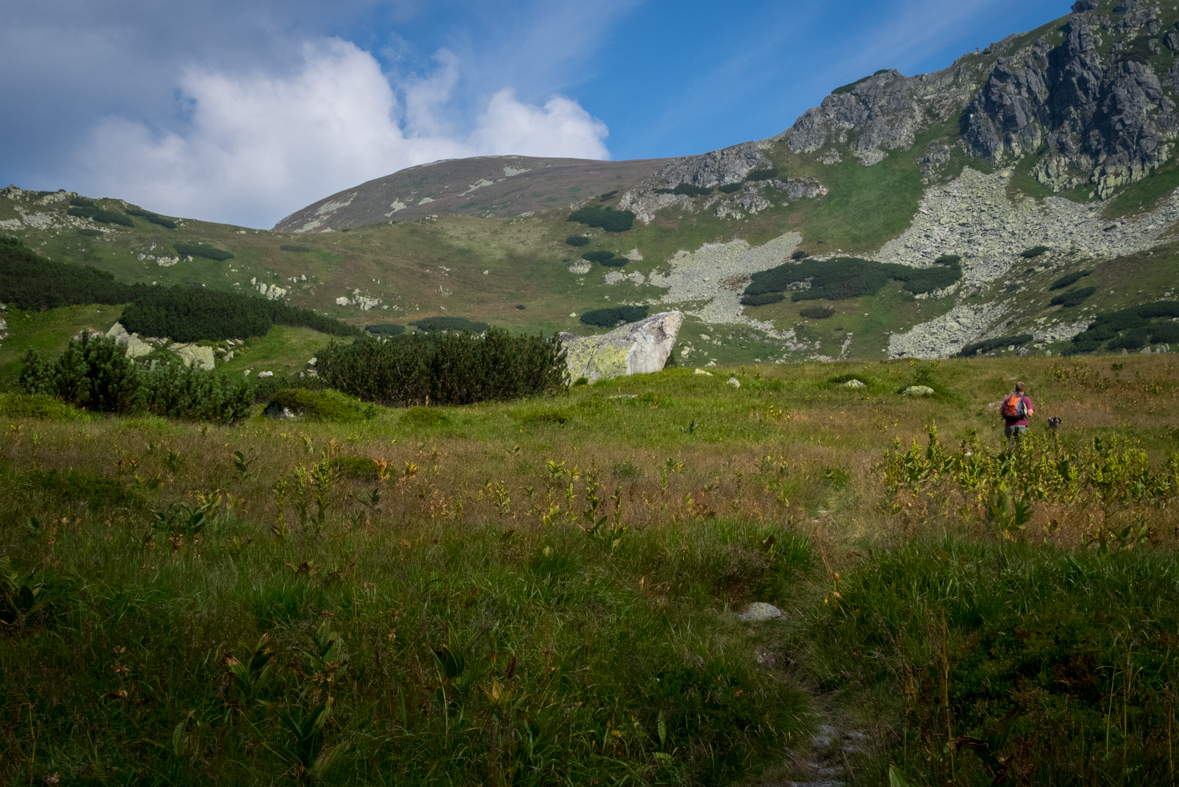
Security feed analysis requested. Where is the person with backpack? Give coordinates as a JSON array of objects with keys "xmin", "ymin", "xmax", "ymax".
[{"xmin": 1001, "ymin": 382, "xmax": 1034, "ymax": 439}]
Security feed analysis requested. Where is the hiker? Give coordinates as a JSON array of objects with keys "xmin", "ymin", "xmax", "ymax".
[{"xmin": 1001, "ymin": 382, "xmax": 1034, "ymax": 440}]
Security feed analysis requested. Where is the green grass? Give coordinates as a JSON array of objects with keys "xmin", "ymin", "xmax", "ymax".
[
  {"xmin": 1, "ymin": 353, "xmax": 1178, "ymax": 784},
  {"xmin": 0, "ymin": 303, "xmax": 126, "ymax": 386}
]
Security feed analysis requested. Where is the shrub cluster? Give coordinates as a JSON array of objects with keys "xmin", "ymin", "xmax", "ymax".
[
  {"xmin": 69, "ymin": 196, "xmax": 96, "ymax": 208},
  {"xmin": 1020, "ymin": 245, "xmax": 1050, "ymax": 259},
  {"xmin": 655, "ymin": 183, "xmax": 713, "ymax": 197},
  {"xmin": 957, "ymin": 334, "xmax": 1034, "ymax": 357},
  {"xmin": 740, "ymin": 293, "xmax": 785, "ymax": 307},
  {"xmin": 267, "ymin": 388, "xmax": 377, "ymax": 422},
  {"xmin": 67, "ymin": 206, "xmax": 133, "ymax": 227},
  {"xmin": 745, "ymin": 256, "xmax": 962, "ymax": 302},
  {"xmin": 598, "ymin": 191, "xmax": 618, "ymax": 201},
  {"xmin": 365, "ymin": 323, "xmax": 406, "ymax": 336},
  {"xmin": 318, "ymin": 328, "xmax": 567, "ymax": 406},
  {"xmin": 565, "ymin": 236, "xmax": 590, "ymax": 247},
  {"xmin": 19, "ymin": 334, "xmax": 253, "ymax": 422},
  {"xmin": 126, "ymin": 208, "xmax": 177, "ymax": 229},
  {"xmin": 411, "ymin": 316, "xmax": 489, "ymax": 334},
  {"xmin": 122, "ymin": 287, "xmax": 360, "ymax": 342},
  {"xmin": 579, "ymin": 306, "xmax": 649, "ymax": 327},
  {"xmin": 1050, "ymin": 286, "xmax": 1096, "ymax": 308},
  {"xmin": 567, "ymin": 206, "xmax": 635, "ymax": 233},
  {"xmin": 934, "ymin": 254, "xmax": 961, "ymax": 265},
  {"xmin": 174, "ymin": 242, "xmax": 233, "ymax": 261},
  {"xmin": 581, "ymin": 250, "xmax": 628, "ymax": 267},
  {"xmin": 791, "ymin": 250, "xmax": 809, "ymax": 260},
  {"xmin": 718, "ymin": 183, "xmax": 742, "ymax": 194},
  {"xmin": 1049, "ymin": 270, "xmax": 1092, "ymax": 290},
  {"xmin": 0, "ymin": 236, "xmax": 358, "ymax": 341},
  {"xmin": 745, "ymin": 168, "xmax": 778, "ymax": 182},
  {"xmin": 799, "ymin": 305, "xmax": 835, "ymax": 319},
  {"xmin": 280, "ymin": 244, "xmax": 311, "ymax": 252},
  {"xmin": 1068, "ymin": 301, "xmax": 1179, "ymax": 354}
]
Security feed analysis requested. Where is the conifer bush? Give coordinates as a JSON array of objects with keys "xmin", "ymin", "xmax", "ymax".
[
  {"xmin": 718, "ymin": 183, "xmax": 742, "ymax": 194},
  {"xmin": 174, "ymin": 242, "xmax": 233, "ymax": 261},
  {"xmin": 567, "ymin": 206, "xmax": 635, "ymax": 233},
  {"xmin": 957, "ymin": 334, "xmax": 1034, "ymax": 357},
  {"xmin": 1049, "ymin": 270, "xmax": 1092, "ymax": 290},
  {"xmin": 1050, "ymin": 286, "xmax": 1096, "ymax": 308},
  {"xmin": 318, "ymin": 328, "xmax": 567, "ymax": 406},
  {"xmin": 740, "ymin": 293, "xmax": 785, "ymax": 307},
  {"xmin": 579, "ymin": 306, "xmax": 648, "ymax": 327},
  {"xmin": 745, "ymin": 168, "xmax": 778, "ymax": 182},
  {"xmin": 17, "ymin": 334, "xmax": 253, "ymax": 422},
  {"xmin": 410, "ymin": 316, "xmax": 489, "ymax": 334},
  {"xmin": 565, "ymin": 236, "xmax": 590, "ymax": 247},
  {"xmin": 365, "ymin": 323, "xmax": 406, "ymax": 336}
]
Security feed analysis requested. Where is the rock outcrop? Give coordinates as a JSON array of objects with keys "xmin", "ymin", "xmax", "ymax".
[
  {"xmin": 964, "ymin": 5, "xmax": 1179, "ymax": 197},
  {"xmin": 561, "ymin": 311, "xmax": 684, "ymax": 382}
]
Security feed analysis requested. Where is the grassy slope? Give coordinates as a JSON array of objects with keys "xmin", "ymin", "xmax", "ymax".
[{"xmin": 1, "ymin": 353, "xmax": 1178, "ymax": 785}]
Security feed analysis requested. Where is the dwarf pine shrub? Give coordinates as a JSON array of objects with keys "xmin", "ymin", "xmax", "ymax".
[{"xmin": 318, "ymin": 327, "xmax": 567, "ymax": 406}]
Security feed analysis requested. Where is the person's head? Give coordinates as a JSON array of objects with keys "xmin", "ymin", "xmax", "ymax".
[{"xmin": 1014, "ymin": 382, "xmax": 1026, "ymax": 394}]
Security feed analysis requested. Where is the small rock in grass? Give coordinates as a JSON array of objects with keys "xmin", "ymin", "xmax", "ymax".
[
  {"xmin": 738, "ymin": 602, "xmax": 784, "ymax": 622},
  {"xmin": 257, "ymin": 371, "xmax": 274, "ymax": 378},
  {"xmin": 694, "ymin": 368, "xmax": 713, "ymax": 376},
  {"xmin": 840, "ymin": 379, "xmax": 866, "ymax": 388},
  {"xmin": 728, "ymin": 377, "xmax": 741, "ymax": 387},
  {"xmin": 903, "ymin": 385, "xmax": 935, "ymax": 396}
]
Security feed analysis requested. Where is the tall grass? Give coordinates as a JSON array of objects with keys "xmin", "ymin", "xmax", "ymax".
[{"xmin": 1, "ymin": 353, "xmax": 1178, "ymax": 784}]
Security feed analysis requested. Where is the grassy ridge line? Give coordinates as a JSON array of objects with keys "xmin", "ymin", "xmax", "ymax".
[{"xmin": 1, "ymin": 353, "xmax": 1178, "ymax": 784}]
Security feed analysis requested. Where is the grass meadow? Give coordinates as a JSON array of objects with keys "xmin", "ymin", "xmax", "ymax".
[{"xmin": 1, "ymin": 354, "xmax": 1178, "ymax": 786}]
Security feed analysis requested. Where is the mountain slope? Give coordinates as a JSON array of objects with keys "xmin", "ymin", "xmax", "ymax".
[{"xmin": 4, "ymin": 0, "xmax": 1179, "ymax": 374}]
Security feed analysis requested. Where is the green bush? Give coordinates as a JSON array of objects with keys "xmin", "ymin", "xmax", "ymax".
[
  {"xmin": 1050, "ymin": 286, "xmax": 1096, "ymax": 308},
  {"xmin": 567, "ymin": 206, "xmax": 635, "ymax": 233},
  {"xmin": 67, "ymin": 206, "xmax": 133, "ymax": 227},
  {"xmin": 1020, "ymin": 245, "xmax": 1050, "ymax": 259},
  {"xmin": 401, "ymin": 406, "xmax": 452, "ymax": 427},
  {"xmin": 125, "ymin": 208, "xmax": 177, "ymax": 229},
  {"xmin": 174, "ymin": 242, "xmax": 233, "ymax": 261},
  {"xmin": 411, "ymin": 316, "xmax": 489, "ymax": 334},
  {"xmin": 740, "ymin": 293, "xmax": 785, "ymax": 307},
  {"xmin": 1068, "ymin": 302, "xmax": 1179, "ymax": 352},
  {"xmin": 1107, "ymin": 330, "xmax": 1149, "ymax": 351},
  {"xmin": 581, "ymin": 251, "xmax": 616, "ymax": 263},
  {"xmin": 0, "ymin": 393, "xmax": 83, "ymax": 420},
  {"xmin": 1049, "ymin": 270, "xmax": 1092, "ymax": 290},
  {"xmin": 718, "ymin": 183, "xmax": 742, "ymax": 194},
  {"xmin": 579, "ymin": 306, "xmax": 648, "ymax": 327},
  {"xmin": 598, "ymin": 191, "xmax": 618, "ymax": 201},
  {"xmin": 280, "ymin": 244, "xmax": 311, "ymax": 252},
  {"xmin": 328, "ymin": 456, "xmax": 382, "ymax": 481},
  {"xmin": 791, "ymin": 250, "xmax": 809, "ymax": 260},
  {"xmin": 19, "ymin": 334, "xmax": 253, "ymax": 422},
  {"xmin": 565, "ymin": 236, "xmax": 590, "ymax": 247},
  {"xmin": 319, "ymin": 328, "xmax": 567, "ymax": 407},
  {"xmin": 934, "ymin": 254, "xmax": 962, "ymax": 265},
  {"xmin": 745, "ymin": 256, "xmax": 963, "ymax": 302},
  {"xmin": 25, "ymin": 468, "xmax": 143, "ymax": 510},
  {"xmin": 655, "ymin": 183, "xmax": 713, "ymax": 197},
  {"xmin": 799, "ymin": 305, "xmax": 835, "ymax": 319},
  {"xmin": 69, "ymin": 196, "xmax": 95, "ymax": 208},
  {"xmin": 1149, "ymin": 322, "xmax": 1179, "ymax": 344},
  {"xmin": 745, "ymin": 168, "xmax": 778, "ymax": 182},
  {"xmin": 267, "ymin": 388, "xmax": 378, "ymax": 422},
  {"xmin": 957, "ymin": 334, "xmax": 1034, "ymax": 357},
  {"xmin": 365, "ymin": 323, "xmax": 406, "ymax": 336},
  {"xmin": 76, "ymin": 228, "xmax": 103, "ymax": 237}
]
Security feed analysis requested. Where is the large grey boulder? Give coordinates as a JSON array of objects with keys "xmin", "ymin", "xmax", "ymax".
[
  {"xmin": 561, "ymin": 311, "xmax": 683, "ymax": 382},
  {"xmin": 106, "ymin": 322, "xmax": 154, "ymax": 359},
  {"xmin": 172, "ymin": 343, "xmax": 215, "ymax": 371}
]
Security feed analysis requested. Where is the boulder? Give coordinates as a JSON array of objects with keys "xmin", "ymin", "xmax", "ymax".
[
  {"xmin": 840, "ymin": 378, "xmax": 867, "ymax": 388},
  {"xmin": 903, "ymin": 385, "xmax": 935, "ymax": 397},
  {"xmin": 172, "ymin": 344, "xmax": 215, "ymax": 371},
  {"xmin": 727, "ymin": 377, "xmax": 741, "ymax": 388},
  {"xmin": 105, "ymin": 322, "xmax": 154, "ymax": 359},
  {"xmin": 560, "ymin": 311, "xmax": 684, "ymax": 382},
  {"xmin": 737, "ymin": 602, "xmax": 784, "ymax": 623}
]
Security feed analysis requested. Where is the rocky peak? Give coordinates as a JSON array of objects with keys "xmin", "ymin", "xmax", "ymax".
[{"xmin": 964, "ymin": 3, "xmax": 1177, "ymax": 197}]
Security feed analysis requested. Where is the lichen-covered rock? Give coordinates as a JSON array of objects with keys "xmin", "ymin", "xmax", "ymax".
[
  {"xmin": 172, "ymin": 344, "xmax": 215, "ymax": 371},
  {"xmin": 903, "ymin": 385, "xmax": 936, "ymax": 397},
  {"xmin": 737, "ymin": 602, "xmax": 784, "ymax": 622},
  {"xmin": 561, "ymin": 311, "xmax": 683, "ymax": 382},
  {"xmin": 105, "ymin": 322, "xmax": 154, "ymax": 359}
]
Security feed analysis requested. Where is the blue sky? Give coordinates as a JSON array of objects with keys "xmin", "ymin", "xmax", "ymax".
[{"xmin": 0, "ymin": 0, "xmax": 1073, "ymax": 228}]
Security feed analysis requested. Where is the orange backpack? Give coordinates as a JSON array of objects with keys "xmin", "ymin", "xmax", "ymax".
[{"xmin": 1002, "ymin": 394, "xmax": 1026, "ymax": 419}]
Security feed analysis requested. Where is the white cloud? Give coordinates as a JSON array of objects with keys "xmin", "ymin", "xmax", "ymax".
[{"xmin": 75, "ymin": 38, "xmax": 610, "ymax": 228}]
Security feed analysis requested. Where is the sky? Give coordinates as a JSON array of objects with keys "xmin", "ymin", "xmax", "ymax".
[{"xmin": 0, "ymin": 0, "xmax": 1074, "ymax": 229}]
